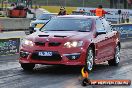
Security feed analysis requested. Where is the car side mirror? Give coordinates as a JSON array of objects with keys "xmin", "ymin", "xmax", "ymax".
[
  {"xmin": 96, "ymin": 30, "xmax": 106, "ymax": 36},
  {"xmin": 29, "ymin": 27, "xmax": 35, "ymax": 34},
  {"xmin": 109, "ymin": 22, "xmax": 111, "ymax": 25},
  {"xmin": 31, "ymin": 17, "xmax": 36, "ymax": 20}
]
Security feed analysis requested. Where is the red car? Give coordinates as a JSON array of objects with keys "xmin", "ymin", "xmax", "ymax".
[{"xmin": 19, "ymin": 15, "xmax": 121, "ymax": 72}]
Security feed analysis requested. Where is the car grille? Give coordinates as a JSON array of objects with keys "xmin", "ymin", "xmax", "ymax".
[
  {"xmin": 48, "ymin": 42, "xmax": 61, "ymax": 46},
  {"xmin": 31, "ymin": 51, "xmax": 62, "ymax": 61},
  {"xmin": 35, "ymin": 42, "xmax": 61, "ymax": 47},
  {"xmin": 35, "ymin": 42, "xmax": 45, "ymax": 46}
]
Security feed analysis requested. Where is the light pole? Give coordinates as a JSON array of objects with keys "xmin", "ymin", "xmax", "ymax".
[
  {"xmin": 47, "ymin": 0, "xmax": 48, "ymax": 6},
  {"xmin": 118, "ymin": 0, "xmax": 121, "ymax": 9},
  {"xmin": 1, "ymin": 0, "xmax": 3, "ymax": 10},
  {"xmin": 83, "ymin": 0, "xmax": 85, "ymax": 7},
  {"xmin": 64, "ymin": 0, "xmax": 66, "ymax": 7}
]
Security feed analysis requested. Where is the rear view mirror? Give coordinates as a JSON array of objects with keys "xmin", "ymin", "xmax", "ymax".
[{"xmin": 96, "ymin": 30, "xmax": 106, "ymax": 36}]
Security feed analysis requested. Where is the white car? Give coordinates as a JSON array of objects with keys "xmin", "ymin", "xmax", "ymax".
[{"xmin": 30, "ymin": 13, "xmax": 57, "ymax": 33}]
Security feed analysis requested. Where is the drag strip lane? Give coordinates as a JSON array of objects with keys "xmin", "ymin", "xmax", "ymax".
[{"xmin": 0, "ymin": 40, "xmax": 131, "ymax": 88}]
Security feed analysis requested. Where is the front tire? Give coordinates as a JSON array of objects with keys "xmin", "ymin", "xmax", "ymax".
[
  {"xmin": 21, "ymin": 63, "xmax": 35, "ymax": 71},
  {"xmin": 85, "ymin": 47, "xmax": 94, "ymax": 72},
  {"xmin": 108, "ymin": 45, "xmax": 120, "ymax": 66}
]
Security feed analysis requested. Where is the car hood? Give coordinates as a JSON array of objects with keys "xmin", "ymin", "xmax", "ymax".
[{"xmin": 27, "ymin": 31, "xmax": 93, "ymax": 42}]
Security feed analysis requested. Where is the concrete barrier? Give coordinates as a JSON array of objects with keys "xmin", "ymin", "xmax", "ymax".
[
  {"xmin": 0, "ymin": 18, "xmax": 31, "ymax": 31},
  {"xmin": 0, "ymin": 31, "xmax": 26, "ymax": 39}
]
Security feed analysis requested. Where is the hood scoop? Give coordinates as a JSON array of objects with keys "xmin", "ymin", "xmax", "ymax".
[
  {"xmin": 54, "ymin": 35, "xmax": 67, "ymax": 38},
  {"xmin": 38, "ymin": 35, "xmax": 49, "ymax": 37}
]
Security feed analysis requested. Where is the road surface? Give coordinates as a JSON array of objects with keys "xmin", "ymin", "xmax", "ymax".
[{"xmin": 0, "ymin": 39, "xmax": 132, "ymax": 88}]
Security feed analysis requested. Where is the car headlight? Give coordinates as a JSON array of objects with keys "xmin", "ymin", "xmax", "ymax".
[
  {"xmin": 64, "ymin": 41, "xmax": 83, "ymax": 48},
  {"xmin": 22, "ymin": 39, "xmax": 34, "ymax": 46}
]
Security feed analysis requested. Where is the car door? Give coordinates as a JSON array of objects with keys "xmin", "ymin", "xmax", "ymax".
[
  {"xmin": 93, "ymin": 18, "xmax": 109, "ymax": 63},
  {"xmin": 101, "ymin": 18, "xmax": 115, "ymax": 60}
]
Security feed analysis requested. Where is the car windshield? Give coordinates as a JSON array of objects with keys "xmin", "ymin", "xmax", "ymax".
[
  {"xmin": 41, "ymin": 18, "xmax": 92, "ymax": 32},
  {"xmin": 37, "ymin": 14, "xmax": 55, "ymax": 20}
]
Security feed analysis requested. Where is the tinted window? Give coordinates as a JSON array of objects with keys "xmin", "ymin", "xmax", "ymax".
[
  {"xmin": 41, "ymin": 18, "xmax": 92, "ymax": 32},
  {"xmin": 96, "ymin": 19, "xmax": 105, "ymax": 31},
  {"xmin": 37, "ymin": 14, "xmax": 55, "ymax": 20},
  {"xmin": 72, "ymin": 11, "xmax": 89, "ymax": 15},
  {"xmin": 72, "ymin": 11, "xmax": 85, "ymax": 15},
  {"xmin": 102, "ymin": 18, "xmax": 112, "ymax": 32}
]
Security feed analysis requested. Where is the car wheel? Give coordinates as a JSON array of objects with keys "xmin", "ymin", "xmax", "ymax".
[
  {"xmin": 108, "ymin": 45, "xmax": 120, "ymax": 66},
  {"xmin": 21, "ymin": 63, "xmax": 35, "ymax": 71},
  {"xmin": 86, "ymin": 47, "xmax": 94, "ymax": 72}
]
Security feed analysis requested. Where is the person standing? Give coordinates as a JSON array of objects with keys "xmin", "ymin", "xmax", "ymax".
[
  {"xmin": 90, "ymin": 5, "xmax": 108, "ymax": 17},
  {"xmin": 58, "ymin": 7, "xmax": 67, "ymax": 15}
]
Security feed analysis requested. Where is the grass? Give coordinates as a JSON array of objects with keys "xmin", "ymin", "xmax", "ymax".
[
  {"xmin": 32, "ymin": 0, "xmax": 109, "ymax": 7},
  {"xmin": 41, "ymin": 6, "xmax": 77, "ymax": 14}
]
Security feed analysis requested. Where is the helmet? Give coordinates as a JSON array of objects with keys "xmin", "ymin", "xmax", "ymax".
[
  {"xmin": 60, "ymin": 7, "xmax": 65, "ymax": 10},
  {"xmin": 98, "ymin": 5, "xmax": 103, "ymax": 8}
]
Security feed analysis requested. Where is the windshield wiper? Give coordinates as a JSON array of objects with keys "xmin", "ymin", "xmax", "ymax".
[
  {"xmin": 42, "ymin": 29, "xmax": 89, "ymax": 32},
  {"xmin": 40, "ymin": 19, "xmax": 49, "ymax": 20},
  {"xmin": 77, "ymin": 30, "xmax": 90, "ymax": 32},
  {"xmin": 45, "ymin": 30, "xmax": 73, "ymax": 31}
]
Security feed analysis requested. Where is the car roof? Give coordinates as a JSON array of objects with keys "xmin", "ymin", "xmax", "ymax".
[
  {"xmin": 42, "ymin": 13, "xmax": 57, "ymax": 15},
  {"xmin": 57, "ymin": 15, "xmax": 100, "ymax": 19}
]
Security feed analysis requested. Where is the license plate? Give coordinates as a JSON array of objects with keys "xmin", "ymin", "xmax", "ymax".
[{"xmin": 38, "ymin": 51, "xmax": 53, "ymax": 56}]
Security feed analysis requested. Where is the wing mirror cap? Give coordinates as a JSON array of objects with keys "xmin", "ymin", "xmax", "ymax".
[{"xmin": 29, "ymin": 27, "xmax": 35, "ymax": 34}]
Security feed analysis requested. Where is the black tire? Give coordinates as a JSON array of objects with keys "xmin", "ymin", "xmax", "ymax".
[
  {"xmin": 85, "ymin": 47, "xmax": 94, "ymax": 72},
  {"xmin": 21, "ymin": 63, "xmax": 35, "ymax": 71},
  {"xmin": 108, "ymin": 45, "xmax": 120, "ymax": 66}
]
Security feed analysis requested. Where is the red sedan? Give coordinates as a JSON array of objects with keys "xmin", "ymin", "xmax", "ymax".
[{"xmin": 19, "ymin": 15, "xmax": 121, "ymax": 72}]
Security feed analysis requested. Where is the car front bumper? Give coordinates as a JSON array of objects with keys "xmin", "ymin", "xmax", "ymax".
[{"xmin": 19, "ymin": 47, "xmax": 87, "ymax": 66}]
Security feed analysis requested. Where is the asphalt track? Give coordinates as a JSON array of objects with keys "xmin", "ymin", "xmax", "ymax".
[{"xmin": 0, "ymin": 32, "xmax": 132, "ymax": 88}]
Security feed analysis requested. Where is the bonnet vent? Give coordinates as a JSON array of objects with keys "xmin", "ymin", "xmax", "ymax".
[
  {"xmin": 38, "ymin": 35, "xmax": 49, "ymax": 37},
  {"xmin": 54, "ymin": 35, "xmax": 67, "ymax": 38}
]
